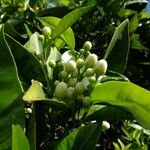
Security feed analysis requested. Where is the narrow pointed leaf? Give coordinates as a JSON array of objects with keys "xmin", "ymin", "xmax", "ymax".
[
  {"xmin": 55, "ymin": 122, "xmax": 101, "ymax": 150},
  {"xmin": 91, "ymin": 81, "xmax": 150, "ymax": 129},
  {"xmin": 104, "ymin": 19, "xmax": 130, "ymax": 73},
  {"xmin": 52, "ymin": 4, "xmax": 95, "ymax": 39}
]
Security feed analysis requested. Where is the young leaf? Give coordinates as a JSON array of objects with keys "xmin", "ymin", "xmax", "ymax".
[
  {"xmin": 91, "ymin": 81, "xmax": 150, "ymax": 129},
  {"xmin": 52, "ymin": 4, "xmax": 95, "ymax": 39},
  {"xmin": 12, "ymin": 124, "xmax": 30, "ymax": 150},
  {"xmin": 104, "ymin": 19, "xmax": 130, "ymax": 73},
  {"xmin": 55, "ymin": 122, "xmax": 101, "ymax": 150},
  {"xmin": 37, "ymin": 16, "xmax": 75, "ymax": 50}
]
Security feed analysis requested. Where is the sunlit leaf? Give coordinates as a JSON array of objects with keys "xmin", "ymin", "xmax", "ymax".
[
  {"xmin": 52, "ymin": 4, "xmax": 95, "ymax": 39},
  {"xmin": 91, "ymin": 81, "xmax": 150, "ymax": 129}
]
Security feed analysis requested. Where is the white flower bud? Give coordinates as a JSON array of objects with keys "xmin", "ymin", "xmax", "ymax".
[
  {"xmin": 54, "ymin": 82, "xmax": 68, "ymax": 99},
  {"xmin": 102, "ymin": 121, "xmax": 110, "ymax": 131},
  {"xmin": 83, "ymin": 41, "xmax": 92, "ymax": 51},
  {"xmin": 49, "ymin": 60, "xmax": 56, "ymax": 68},
  {"xmin": 42, "ymin": 26, "xmax": 51, "ymax": 37},
  {"xmin": 85, "ymin": 68, "xmax": 94, "ymax": 77},
  {"xmin": 94, "ymin": 59, "xmax": 108, "ymax": 75},
  {"xmin": 65, "ymin": 60, "xmax": 76, "ymax": 73},
  {"xmin": 85, "ymin": 54, "xmax": 98, "ymax": 68},
  {"xmin": 88, "ymin": 76, "xmax": 96, "ymax": 84}
]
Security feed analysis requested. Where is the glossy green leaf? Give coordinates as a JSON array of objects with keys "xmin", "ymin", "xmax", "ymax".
[
  {"xmin": 129, "ymin": 14, "xmax": 139, "ymax": 33},
  {"xmin": 55, "ymin": 122, "xmax": 101, "ymax": 150},
  {"xmin": 5, "ymin": 34, "xmax": 45, "ymax": 84},
  {"xmin": 0, "ymin": 25, "xmax": 24, "ymax": 149},
  {"xmin": 12, "ymin": 124, "xmax": 30, "ymax": 150},
  {"xmin": 91, "ymin": 81, "xmax": 150, "ymax": 129},
  {"xmin": 37, "ymin": 17, "xmax": 75, "ymax": 50},
  {"xmin": 52, "ymin": 4, "xmax": 95, "ymax": 39},
  {"xmin": 0, "ymin": 25, "xmax": 23, "ymax": 113},
  {"xmin": 85, "ymin": 106, "xmax": 133, "ymax": 122},
  {"xmin": 104, "ymin": 19, "xmax": 130, "ymax": 73}
]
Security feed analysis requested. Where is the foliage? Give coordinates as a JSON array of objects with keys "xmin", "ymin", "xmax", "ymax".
[{"xmin": 0, "ymin": 0, "xmax": 150, "ymax": 150}]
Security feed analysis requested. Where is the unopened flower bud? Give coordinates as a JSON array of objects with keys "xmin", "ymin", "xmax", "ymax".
[
  {"xmin": 76, "ymin": 58, "xmax": 85, "ymax": 68},
  {"xmin": 42, "ymin": 26, "xmax": 51, "ymax": 37},
  {"xmin": 94, "ymin": 59, "xmax": 108, "ymax": 75},
  {"xmin": 82, "ymin": 96, "xmax": 92, "ymax": 106},
  {"xmin": 85, "ymin": 68, "xmax": 94, "ymax": 77},
  {"xmin": 83, "ymin": 41, "xmax": 92, "ymax": 51},
  {"xmin": 65, "ymin": 60, "xmax": 76, "ymax": 73},
  {"xmin": 60, "ymin": 70, "xmax": 68, "ymax": 79},
  {"xmin": 67, "ymin": 87, "xmax": 76, "ymax": 99},
  {"xmin": 54, "ymin": 80, "xmax": 60, "ymax": 86},
  {"xmin": 54, "ymin": 82, "xmax": 68, "ymax": 99},
  {"xmin": 85, "ymin": 54, "xmax": 98, "ymax": 68},
  {"xmin": 38, "ymin": 35, "xmax": 44, "ymax": 43},
  {"xmin": 69, "ymin": 78, "xmax": 77, "ymax": 87},
  {"xmin": 102, "ymin": 121, "xmax": 110, "ymax": 131},
  {"xmin": 49, "ymin": 60, "xmax": 56, "ymax": 68},
  {"xmin": 75, "ymin": 82, "xmax": 85, "ymax": 94},
  {"xmin": 89, "ymin": 76, "xmax": 96, "ymax": 84}
]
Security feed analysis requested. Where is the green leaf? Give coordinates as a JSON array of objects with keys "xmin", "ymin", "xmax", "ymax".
[
  {"xmin": 85, "ymin": 106, "xmax": 133, "ymax": 122},
  {"xmin": 55, "ymin": 122, "xmax": 101, "ymax": 150},
  {"xmin": 91, "ymin": 81, "xmax": 150, "ymax": 129},
  {"xmin": 37, "ymin": 16, "xmax": 75, "ymax": 50},
  {"xmin": 104, "ymin": 19, "xmax": 130, "ymax": 73},
  {"xmin": 129, "ymin": 14, "xmax": 139, "ymax": 33},
  {"xmin": 0, "ymin": 25, "xmax": 24, "ymax": 149},
  {"xmin": 12, "ymin": 124, "xmax": 30, "ymax": 150},
  {"xmin": 52, "ymin": 4, "xmax": 95, "ymax": 39},
  {"xmin": 5, "ymin": 34, "xmax": 45, "ymax": 84},
  {"xmin": 0, "ymin": 25, "xmax": 23, "ymax": 113}
]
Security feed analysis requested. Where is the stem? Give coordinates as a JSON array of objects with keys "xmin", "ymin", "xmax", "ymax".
[{"xmin": 40, "ymin": 58, "xmax": 51, "ymax": 90}]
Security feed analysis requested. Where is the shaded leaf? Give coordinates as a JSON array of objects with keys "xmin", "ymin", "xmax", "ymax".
[
  {"xmin": 0, "ymin": 25, "xmax": 24, "ymax": 149},
  {"xmin": 5, "ymin": 34, "xmax": 45, "ymax": 84},
  {"xmin": 85, "ymin": 106, "xmax": 133, "ymax": 122},
  {"xmin": 104, "ymin": 19, "xmax": 130, "ymax": 73},
  {"xmin": 12, "ymin": 124, "xmax": 30, "ymax": 150},
  {"xmin": 91, "ymin": 81, "xmax": 150, "ymax": 129},
  {"xmin": 55, "ymin": 122, "xmax": 101, "ymax": 150}
]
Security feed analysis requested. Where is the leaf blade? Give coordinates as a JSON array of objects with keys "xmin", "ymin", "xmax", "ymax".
[
  {"xmin": 91, "ymin": 81, "xmax": 150, "ymax": 129},
  {"xmin": 104, "ymin": 19, "xmax": 130, "ymax": 73}
]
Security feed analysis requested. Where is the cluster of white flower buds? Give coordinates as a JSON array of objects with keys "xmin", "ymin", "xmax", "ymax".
[{"xmin": 52, "ymin": 41, "xmax": 108, "ymax": 107}]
